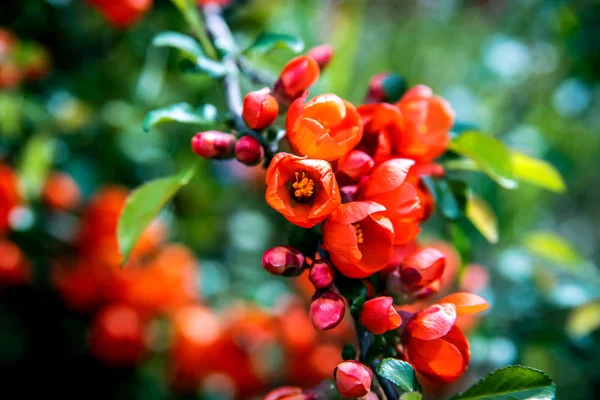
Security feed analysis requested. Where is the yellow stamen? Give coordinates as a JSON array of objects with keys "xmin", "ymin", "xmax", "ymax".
[
  {"xmin": 292, "ymin": 172, "xmax": 315, "ymax": 200},
  {"xmin": 353, "ymin": 223, "xmax": 364, "ymax": 244}
]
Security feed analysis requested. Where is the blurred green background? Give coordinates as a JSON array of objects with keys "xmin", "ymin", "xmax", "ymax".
[{"xmin": 1, "ymin": 0, "xmax": 599, "ymax": 399}]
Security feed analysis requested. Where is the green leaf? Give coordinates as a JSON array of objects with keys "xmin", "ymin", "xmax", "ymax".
[
  {"xmin": 450, "ymin": 365, "xmax": 555, "ymax": 400},
  {"xmin": 566, "ymin": 300, "xmax": 600, "ymax": 339},
  {"xmin": 381, "ymin": 73, "xmax": 408, "ymax": 102},
  {"xmin": 378, "ymin": 358, "xmax": 420, "ymax": 393},
  {"xmin": 143, "ymin": 103, "xmax": 217, "ymax": 132},
  {"xmin": 401, "ymin": 393, "xmax": 423, "ymax": 400},
  {"xmin": 449, "ymin": 131, "xmax": 517, "ymax": 189},
  {"xmin": 18, "ymin": 133, "xmax": 56, "ymax": 201},
  {"xmin": 510, "ymin": 152, "xmax": 566, "ymax": 193},
  {"xmin": 117, "ymin": 162, "xmax": 198, "ymax": 265},
  {"xmin": 341, "ymin": 344, "xmax": 357, "ymax": 361},
  {"xmin": 466, "ymin": 194, "xmax": 498, "ymax": 243},
  {"xmin": 523, "ymin": 231, "xmax": 582, "ymax": 269},
  {"xmin": 153, "ymin": 31, "xmax": 225, "ymax": 77},
  {"xmin": 244, "ymin": 32, "xmax": 304, "ymax": 55},
  {"xmin": 435, "ymin": 179, "xmax": 470, "ymax": 220},
  {"xmin": 169, "ymin": 0, "xmax": 218, "ymax": 59}
]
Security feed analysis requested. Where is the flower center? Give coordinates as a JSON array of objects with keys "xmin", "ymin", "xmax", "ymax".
[
  {"xmin": 353, "ymin": 223, "xmax": 364, "ymax": 244},
  {"xmin": 292, "ymin": 172, "xmax": 315, "ymax": 201}
]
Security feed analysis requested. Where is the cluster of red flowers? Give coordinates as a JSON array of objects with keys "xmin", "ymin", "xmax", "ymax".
[
  {"xmin": 191, "ymin": 45, "xmax": 491, "ymax": 398},
  {"xmin": 0, "ymin": 29, "xmax": 50, "ymax": 89}
]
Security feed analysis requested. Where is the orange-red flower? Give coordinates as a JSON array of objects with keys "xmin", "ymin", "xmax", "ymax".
[
  {"xmin": 335, "ymin": 149, "xmax": 374, "ymax": 186},
  {"xmin": 265, "ymin": 152, "xmax": 341, "ymax": 228},
  {"xmin": 356, "ymin": 103, "xmax": 403, "ymax": 165},
  {"xmin": 43, "ymin": 172, "xmax": 81, "ymax": 211},
  {"xmin": 87, "ymin": 0, "xmax": 153, "ymax": 28},
  {"xmin": 399, "ymin": 247, "xmax": 446, "ymax": 297},
  {"xmin": 286, "ymin": 94, "xmax": 363, "ymax": 161},
  {"xmin": 403, "ymin": 293, "xmax": 489, "ymax": 384},
  {"xmin": 322, "ymin": 201, "xmax": 394, "ymax": 278},
  {"xmin": 360, "ymin": 296, "xmax": 402, "ymax": 335},
  {"xmin": 242, "ymin": 87, "xmax": 279, "ymax": 130},
  {"xmin": 395, "ymin": 85, "xmax": 454, "ymax": 162},
  {"xmin": 89, "ymin": 303, "xmax": 148, "ymax": 366},
  {"xmin": 357, "ymin": 158, "xmax": 422, "ymax": 244},
  {"xmin": 274, "ymin": 56, "xmax": 320, "ymax": 103},
  {"xmin": 0, "ymin": 164, "xmax": 21, "ymax": 234}
]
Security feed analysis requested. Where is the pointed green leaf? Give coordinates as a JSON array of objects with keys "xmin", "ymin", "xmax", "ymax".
[
  {"xmin": 18, "ymin": 133, "xmax": 56, "ymax": 201},
  {"xmin": 143, "ymin": 103, "xmax": 217, "ymax": 132},
  {"xmin": 466, "ymin": 194, "xmax": 498, "ymax": 243},
  {"xmin": 524, "ymin": 231, "xmax": 582, "ymax": 270},
  {"xmin": 449, "ymin": 131, "xmax": 517, "ymax": 189},
  {"xmin": 509, "ymin": 152, "xmax": 566, "ymax": 193},
  {"xmin": 117, "ymin": 162, "xmax": 198, "ymax": 264},
  {"xmin": 450, "ymin": 365, "xmax": 555, "ymax": 400},
  {"xmin": 378, "ymin": 358, "xmax": 420, "ymax": 393},
  {"xmin": 244, "ymin": 32, "xmax": 304, "ymax": 55},
  {"xmin": 153, "ymin": 31, "xmax": 225, "ymax": 77},
  {"xmin": 566, "ymin": 300, "xmax": 600, "ymax": 339}
]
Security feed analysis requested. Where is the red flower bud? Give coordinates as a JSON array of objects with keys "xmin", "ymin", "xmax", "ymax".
[
  {"xmin": 309, "ymin": 259, "xmax": 335, "ymax": 289},
  {"xmin": 274, "ymin": 56, "xmax": 320, "ymax": 105},
  {"xmin": 400, "ymin": 247, "xmax": 446, "ymax": 296},
  {"xmin": 43, "ymin": 172, "xmax": 81, "ymax": 211},
  {"xmin": 242, "ymin": 87, "xmax": 279, "ymax": 130},
  {"xmin": 307, "ymin": 44, "xmax": 333, "ymax": 70},
  {"xmin": 262, "ymin": 246, "xmax": 305, "ymax": 276},
  {"xmin": 191, "ymin": 131, "xmax": 236, "ymax": 159},
  {"xmin": 366, "ymin": 72, "xmax": 391, "ymax": 103},
  {"xmin": 334, "ymin": 360, "xmax": 373, "ymax": 398},
  {"xmin": 335, "ymin": 150, "xmax": 374, "ymax": 185},
  {"xmin": 89, "ymin": 304, "xmax": 147, "ymax": 366},
  {"xmin": 235, "ymin": 135, "xmax": 264, "ymax": 166},
  {"xmin": 87, "ymin": 0, "xmax": 152, "ymax": 28},
  {"xmin": 359, "ymin": 296, "xmax": 402, "ymax": 335},
  {"xmin": 264, "ymin": 386, "xmax": 307, "ymax": 400},
  {"xmin": 310, "ymin": 288, "xmax": 345, "ymax": 331}
]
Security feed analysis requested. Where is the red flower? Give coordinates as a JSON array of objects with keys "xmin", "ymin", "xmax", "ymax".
[
  {"xmin": 360, "ymin": 296, "xmax": 402, "ymax": 335},
  {"xmin": 356, "ymin": 103, "xmax": 402, "ymax": 165},
  {"xmin": 265, "ymin": 153, "xmax": 341, "ymax": 228},
  {"xmin": 357, "ymin": 158, "xmax": 422, "ymax": 244},
  {"xmin": 395, "ymin": 85, "xmax": 455, "ymax": 162},
  {"xmin": 43, "ymin": 172, "xmax": 81, "ymax": 211},
  {"xmin": 0, "ymin": 164, "xmax": 21, "ymax": 234},
  {"xmin": 335, "ymin": 149, "xmax": 374, "ymax": 186},
  {"xmin": 242, "ymin": 87, "xmax": 279, "ymax": 130},
  {"xmin": 191, "ymin": 131, "xmax": 236, "ymax": 159},
  {"xmin": 334, "ymin": 360, "xmax": 373, "ymax": 398},
  {"xmin": 322, "ymin": 201, "xmax": 394, "ymax": 278},
  {"xmin": 399, "ymin": 247, "xmax": 446, "ymax": 297},
  {"xmin": 286, "ymin": 94, "xmax": 363, "ymax": 161},
  {"xmin": 403, "ymin": 293, "xmax": 489, "ymax": 384},
  {"xmin": 307, "ymin": 44, "xmax": 333, "ymax": 70},
  {"xmin": 235, "ymin": 135, "xmax": 264, "ymax": 166},
  {"xmin": 310, "ymin": 288, "xmax": 346, "ymax": 331},
  {"xmin": 274, "ymin": 56, "xmax": 320, "ymax": 103},
  {"xmin": 87, "ymin": 0, "xmax": 152, "ymax": 28},
  {"xmin": 262, "ymin": 246, "xmax": 306, "ymax": 276},
  {"xmin": 89, "ymin": 304, "xmax": 147, "ymax": 366},
  {"xmin": 0, "ymin": 240, "xmax": 32, "ymax": 286}
]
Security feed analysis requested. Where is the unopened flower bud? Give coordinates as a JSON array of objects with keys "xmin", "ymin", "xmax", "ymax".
[
  {"xmin": 264, "ymin": 386, "xmax": 307, "ymax": 400},
  {"xmin": 274, "ymin": 56, "xmax": 320, "ymax": 106},
  {"xmin": 242, "ymin": 87, "xmax": 279, "ymax": 130},
  {"xmin": 400, "ymin": 247, "xmax": 446, "ymax": 296},
  {"xmin": 191, "ymin": 131, "xmax": 236, "ymax": 159},
  {"xmin": 307, "ymin": 44, "xmax": 333, "ymax": 70},
  {"xmin": 335, "ymin": 150, "xmax": 374, "ymax": 185},
  {"xmin": 309, "ymin": 259, "xmax": 335, "ymax": 289},
  {"xmin": 310, "ymin": 288, "xmax": 345, "ymax": 330},
  {"xmin": 334, "ymin": 360, "xmax": 373, "ymax": 398},
  {"xmin": 235, "ymin": 135, "xmax": 264, "ymax": 166},
  {"xmin": 359, "ymin": 296, "xmax": 402, "ymax": 335},
  {"xmin": 262, "ymin": 246, "xmax": 305, "ymax": 276}
]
